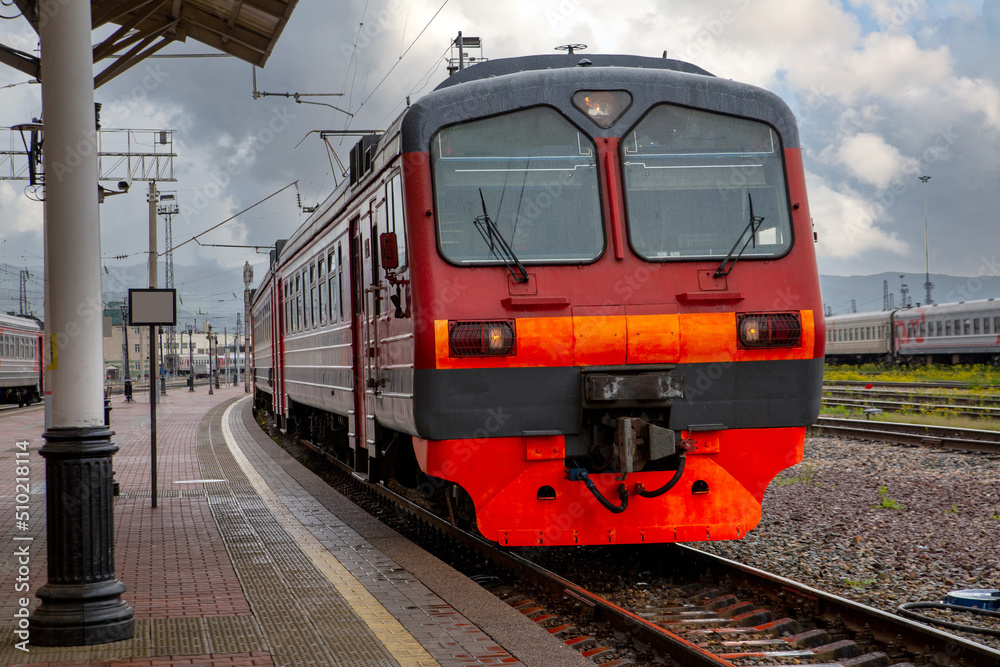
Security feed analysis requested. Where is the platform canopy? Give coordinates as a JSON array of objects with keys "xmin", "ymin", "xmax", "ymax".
[{"xmin": 3, "ymin": 0, "xmax": 299, "ymax": 87}]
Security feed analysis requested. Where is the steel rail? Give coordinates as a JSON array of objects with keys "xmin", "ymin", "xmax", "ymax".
[
  {"xmin": 811, "ymin": 417, "xmax": 1000, "ymax": 453},
  {"xmin": 824, "ymin": 386, "xmax": 1000, "ymax": 408},
  {"xmin": 676, "ymin": 545, "xmax": 1000, "ymax": 667},
  {"xmin": 822, "ymin": 397, "xmax": 1000, "ymax": 420}
]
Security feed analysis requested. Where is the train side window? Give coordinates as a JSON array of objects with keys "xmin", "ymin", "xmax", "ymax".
[
  {"xmin": 983, "ymin": 317, "xmax": 989, "ymax": 334},
  {"xmin": 946, "ymin": 321, "xmax": 952, "ymax": 335},
  {"xmin": 295, "ymin": 274, "xmax": 302, "ymax": 332},
  {"xmin": 318, "ymin": 259, "xmax": 326, "ymax": 326},
  {"xmin": 964, "ymin": 319, "xmax": 971, "ymax": 335},
  {"xmin": 338, "ymin": 243, "xmax": 345, "ymax": 321},
  {"xmin": 327, "ymin": 248, "xmax": 340, "ymax": 324},
  {"xmin": 310, "ymin": 264, "xmax": 317, "ymax": 329},
  {"xmin": 974, "ymin": 318, "xmax": 980, "ymax": 335},
  {"xmin": 919, "ymin": 322, "xmax": 925, "ymax": 337},
  {"xmin": 387, "ymin": 173, "xmax": 407, "ymax": 270},
  {"xmin": 995, "ymin": 317, "xmax": 1000, "ymax": 333}
]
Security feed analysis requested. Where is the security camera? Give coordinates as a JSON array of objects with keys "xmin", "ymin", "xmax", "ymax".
[{"xmin": 118, "ymin": 181, "xmax": 130, "ymax": 192}]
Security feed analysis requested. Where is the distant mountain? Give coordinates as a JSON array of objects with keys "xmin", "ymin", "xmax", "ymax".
[{"xmin": 820, "ymin": 272, "xmax": 1000, "ymax": 315}]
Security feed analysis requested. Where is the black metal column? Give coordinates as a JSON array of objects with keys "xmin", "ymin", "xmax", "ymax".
[{"xmin": 30, "ymin": 427, "xmax": 134, "ymax": 645}]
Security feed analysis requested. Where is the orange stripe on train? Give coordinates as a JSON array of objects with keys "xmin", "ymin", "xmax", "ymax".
[{"xmin": 434, "ymin": 310, "xmax": 816, "ymax": 369}]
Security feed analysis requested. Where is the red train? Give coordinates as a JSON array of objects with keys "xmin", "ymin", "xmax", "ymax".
[{"xmin": 251, "ymin": 53, "xmax": 824, "ymax": 546}]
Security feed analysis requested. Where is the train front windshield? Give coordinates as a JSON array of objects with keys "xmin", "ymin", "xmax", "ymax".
[
  {"xmin": 431, "ymin": 106, "xmax": 604, "ymax": 264},
  {"xmin": 621, "ymin": 104, "xmax": 793, "ymax": 261}
]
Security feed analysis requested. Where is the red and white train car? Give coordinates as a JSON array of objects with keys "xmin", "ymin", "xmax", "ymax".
[{"xmin": 0, "ymin": 313, "xmax": 43, "ymax": 406}]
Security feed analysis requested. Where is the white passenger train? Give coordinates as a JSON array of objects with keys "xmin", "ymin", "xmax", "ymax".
[
  {"xmin": 0, "ymin": 313, "xmax": 43, "ymax": 405},
  {"xmin": 826, "ymin": 298, "xmax": 1000, "ymax": 363}
]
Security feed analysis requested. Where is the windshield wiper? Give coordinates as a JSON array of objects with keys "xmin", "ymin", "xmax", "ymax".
[
  {"xmin": 473, "ymin": 188, "xmax": 529, "ymax": 283},
  {"xmin": 714, "ymin": 192, "xmax": 765, "ymax": 278}
]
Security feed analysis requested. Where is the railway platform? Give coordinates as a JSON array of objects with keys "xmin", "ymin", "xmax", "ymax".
[{"xmin": 0, "ymin": 387, "xmax": 590, "ymax": 666}]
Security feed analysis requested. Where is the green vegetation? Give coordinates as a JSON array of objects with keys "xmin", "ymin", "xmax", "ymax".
[
  {"xmin": 944, "ymin": 503, "xmax": 962, "ymax": 515},
  {"xmin": 844, "ymin": 578, "xmax": 876, "ymax": 588},
  {"xmin": 774, "ymin": 464, "xmax": 816, "ymax": 486},
  {"xmin": 873, "ymin": 486, "xmax": 904, "ymax": 510},
  {"xmin": 825, "ymin": 363, "xmax": 1000, "ymax": 389}
]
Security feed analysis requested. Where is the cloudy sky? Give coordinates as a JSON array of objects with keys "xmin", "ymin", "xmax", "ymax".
[{"xmin": 2, "ymin": 0, "xmax": 1000, "ymax": 322}]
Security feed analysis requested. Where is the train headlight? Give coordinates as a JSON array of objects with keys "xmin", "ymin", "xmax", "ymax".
[
  {"xmin": 572, "ymin": 90, "xmax": 632, "ymax": 128},
  {"xmin": 449, "ymin": 320, "xmax": 516, "ymax": 357},
  {"xmin": 737, "ymin": 312, "xmax": 802, "ymax": 349}
]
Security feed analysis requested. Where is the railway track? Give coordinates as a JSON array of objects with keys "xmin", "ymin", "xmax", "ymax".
[
  {"xmin": 810, "ymin": 417, "xmax": 1000, "ymax": 453},
  {"xmin": 824, "ymin": 386, "xmax": 1000, "ymax": 408},
  {"xmin": 288, "ymin": 430, "xmax": 1000, "ymax": 667},
  {"xmin": 822, "ymin": 396, "xmax": 1000, "ymax": 420}
]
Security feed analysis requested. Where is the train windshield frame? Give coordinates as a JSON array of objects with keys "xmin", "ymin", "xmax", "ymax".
[
  {"xmin": 620, "ymin": 104, "xmax": 794, "ymax": 262},
  {"xmin": 430, "ymin": 105, "xmax": 605, "ymax": 265}
]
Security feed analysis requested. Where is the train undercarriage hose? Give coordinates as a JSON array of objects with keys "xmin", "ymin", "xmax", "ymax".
[
  {"xmin": 567, "ymin": 468, "xmax": 629, "ymax": 513},
  {"xmin": 635, "ymin": 454, "xmax": 686, "ymax": 498}
]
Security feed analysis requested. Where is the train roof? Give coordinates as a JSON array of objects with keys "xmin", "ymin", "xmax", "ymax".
[
  {"xmin": 0, "ymin": 312, "xmax": 42, "ymax": 331},
  {"xmin": 432, "ymin": 54, "xmax": 714, "ymax": 89},
  {"xmin": 826, "ymin": 298, "xmax": 1000, "ymax": 324},
  {"xmin": 403, "ymin": 53, "xmax": 800, "ymax": 151},
  {"xmin": 894, "ymin": 298, "xmax": 1000, "ymax": 318},
  {"xmin": 825, "ymin": 311, "xmax": 891, "ymax": 325}
]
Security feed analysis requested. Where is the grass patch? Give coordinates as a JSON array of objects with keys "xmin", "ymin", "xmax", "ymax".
[
  {"xmin": 944, "ymin": 503, "xmax": 961, "ymax": 515},
  {"xmin": 873, "ymin": 486, "xmax": 904, "ymax": 510},
  {"xmin": 774, "ymin": 464, "xmax": 816, "ymax": 486},
  {"xmin": 825, "ymin": 363, "xmax": 1000, "ymax": 389},
  {"xmin": 844, "ymin": 578, "xmax": 876, "ymax": 588}
]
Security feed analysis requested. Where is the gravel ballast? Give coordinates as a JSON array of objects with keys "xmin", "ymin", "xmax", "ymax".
[{"xmin": 696, "ymin": 434, "xmax": 1000, "ymax": 649}]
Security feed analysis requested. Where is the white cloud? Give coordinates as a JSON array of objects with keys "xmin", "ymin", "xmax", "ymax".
[
  {"xmin": 834, "ymin": 133, "xmax": 920, "ymax": 190},
  {"xmin": 806, "ymin": 173, "xmax": 908, "ymax": 259},
  {"xmin": 0, "ymin": 182, "xmax": 43, "ymax": 237}
]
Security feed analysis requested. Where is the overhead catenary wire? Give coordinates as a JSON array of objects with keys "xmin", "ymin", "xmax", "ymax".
[
  {"xmin": 349, "ymin": 0, "xmax": 451, "ymax": 123},
  {"xmin": 165, "ymin": 182, "xmax": 297, "ymax": 255}
]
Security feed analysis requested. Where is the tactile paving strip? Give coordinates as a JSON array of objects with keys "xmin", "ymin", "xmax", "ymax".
[
  {"xmin": 0, "ymin": 615, "xmax": 268, "ymax": 664},
  {"xmin": 197, "ymin": 400, "xmax": 411, "ymax": 666},
  {"xmin": 224, "ymin": 400, "xmax": 528, "ymax": 667}
]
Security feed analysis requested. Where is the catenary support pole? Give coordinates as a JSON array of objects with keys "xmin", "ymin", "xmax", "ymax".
[{"xmin": 30, "ymin": 0, "xmax": 135, "ymax": 645}]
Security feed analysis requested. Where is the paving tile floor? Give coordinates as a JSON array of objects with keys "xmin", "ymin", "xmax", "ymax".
[{"xmin": 0, "ymin": 387, "xmax": 588, "ymax": 667}]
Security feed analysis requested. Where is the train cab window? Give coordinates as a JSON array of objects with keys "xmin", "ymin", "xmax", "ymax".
[
  {"xmin": 621, "ymin": 104, "xmax": 792, "ymax": 261},
  {"xmin": 431, "ymin": 106, "xmax": 603, "ymax": 264}
]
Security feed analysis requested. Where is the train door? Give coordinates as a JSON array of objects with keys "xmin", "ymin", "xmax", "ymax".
[{"xmin": 348, "ymin": 215, "xmax": 369, "ymax": 475}]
